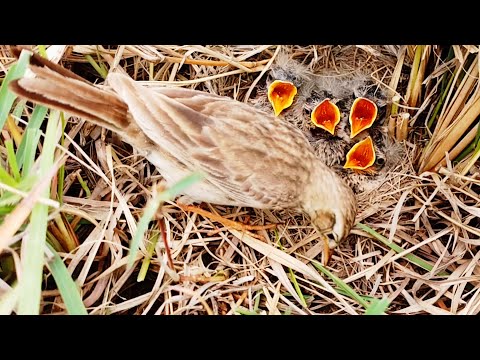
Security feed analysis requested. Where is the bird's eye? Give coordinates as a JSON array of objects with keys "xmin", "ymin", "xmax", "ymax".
[
  {"xmin": 327, "ymin": 232, "xmax": 338, "ymax": 243},
  {"xmin": 376, "ymin": 157, "xmax": 386, "ymax": 166}
]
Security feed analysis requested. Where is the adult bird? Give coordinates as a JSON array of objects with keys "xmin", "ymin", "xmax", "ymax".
[{"xmin": 8, "ymin": 47, "xmax": 358, "ymax": 264}]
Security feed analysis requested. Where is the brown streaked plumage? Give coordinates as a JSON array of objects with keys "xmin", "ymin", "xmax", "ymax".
[{"xmin": 9, "ymin": 48, "xmax": 357, "ymax": 254}]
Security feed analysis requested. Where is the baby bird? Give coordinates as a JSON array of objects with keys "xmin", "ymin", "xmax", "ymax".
[
  {"xmin": 293, "ymin": 80, "xmax": 352, "ymax": 168},
  {"xmin": 250, "ymin": 50, "xmax": 313, "ymax": 118},
  {"xmin": 299, "ymin": 74, "xmax": 400, "ymax": 194},
  {"xmin": 250, "ymin": 53, "xmax": 400, "ymax": 194}
]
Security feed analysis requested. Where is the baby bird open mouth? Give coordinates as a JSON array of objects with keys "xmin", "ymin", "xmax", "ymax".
[
  {"xmin": 349, "ymin": 97, "xmax": 378, "ymax": 138},
  {"xmin": 310, "ymin": 98, "xmax": 341, "ymax": 135},
  {"xmin": 267, "ymin": 80, "xmax": 298, "ymax": 116},
  {"xmin": 344, "ymin": 136, "xmax": 376, "ymax": 171}
]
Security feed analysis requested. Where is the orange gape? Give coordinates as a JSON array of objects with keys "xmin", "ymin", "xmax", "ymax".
[
  {"xmin": 349, "ymin": 97, "xmax": 377, "ymax": 138},
  {"xmin": 344, "ymin": 136, "xmax": 376, "ymax": 170},
  {"xmin": 267, "ymin": 80, "xmax": 298, "ymax": 116},
  {"xmin": 310, "ymin": 99, "xmax": 341, "ymax": 135}
]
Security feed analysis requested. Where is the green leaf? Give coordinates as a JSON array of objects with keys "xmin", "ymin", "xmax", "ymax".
[
  {"xmin": 234, "ymin": 306, "xmax": 259, "ymax": 315},
  {"xmin": 17, "ymin": 106, "xmax": 48, "ymax": 172},
  {"xmin": 287, "ymin": 267, "xmax": 307, "ymax": 308},
  {"xmin": 137, "ymin": 231, "xmax": 160, "ymax": 282},
  {"xmin": 37, "ymin": 45, "xmax": 48, "ymax": 58},
  {"xmin": 0, "ymin": 164, "xmax": 18, "ymax": 188},
  {"xmin": 76, "ymin": 172, "xmax": 91, "ymax": 198},
  {"xmin": 5, "ymin": 139, "xmax": 20, "ymax": 182},
  {"xmin": 0, "ymin": 205, "xmax": 15, "ymax": 215},
  {"xmin": 311, "ymin": 260, "xmax": 370, "ymax": 309},
  {"xmin": 0, "ymin": 193, "xmax": 22, "ymax": 207},
  {"xmin": 0, "ymin": 50, "xmax": 31, "ymax": 130},
  {"xmin": 355, "ymin": 222, "xmax": 449, "ymax": 276},
  {"xmin": 364, "ymin": 298, "xmax": 390, "ymax": 315},
  {"xmin": 17, "ymin": 110, "xmax": 60, "ymax": 315},
  {"xmin": 19, "ymin": 129, "xmax": 42, "ymax": 176},
  {"xmin": 57, "ymin": 112, "xmax": 67, "ymax": 204},
  {"xmin": 85, "ymin": 54, "xmax": 108, "ymax": 79},
  {"xmin": 46, "ymin": 243, "xmax": 87, "ymax": 315}
]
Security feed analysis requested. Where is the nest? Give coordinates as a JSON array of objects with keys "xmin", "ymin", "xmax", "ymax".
[{"xmin": 1, "ymin": 45, "xmax": 479, "ymax": 315}]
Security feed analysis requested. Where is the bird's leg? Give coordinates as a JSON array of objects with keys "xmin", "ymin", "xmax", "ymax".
[
  {"xmin": 176, "ymin": 202, "xmax": 278, "ymax": 240},
  {"xmin": 321, "ymin": 235, "xmax": 332, "ymax": 266},
  {"xmin": 157, "ymin": 215, "xmax": 174, "ymax": 269}
]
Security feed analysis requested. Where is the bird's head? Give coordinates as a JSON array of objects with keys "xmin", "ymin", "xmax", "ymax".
[
  {"xmin": 301, "ymin": 164, "xmax": 357, "ymax": 250},
  {"xmin": 266, "ymin": 52, "xmax": 313, "ymax": 117}
]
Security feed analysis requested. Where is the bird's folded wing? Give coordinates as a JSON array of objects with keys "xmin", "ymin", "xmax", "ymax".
[{"xmin": 107, "ymin": 73, "xmax": 314, "ymax": 209}]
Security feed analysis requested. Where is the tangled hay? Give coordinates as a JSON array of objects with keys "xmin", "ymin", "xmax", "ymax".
[{"xmin": 1, "ymin": 45, "xmax": 479, "ymax": 315}]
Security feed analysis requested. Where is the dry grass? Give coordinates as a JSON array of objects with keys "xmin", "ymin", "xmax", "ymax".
[{"xmin": 1, "ymin": 45, "xmax": 480, "ymax": 315}]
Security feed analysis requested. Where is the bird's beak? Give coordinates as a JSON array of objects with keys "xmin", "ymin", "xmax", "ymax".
[
  {"xmin": 349, "ymin": 97, "xmax": 377, "ymax": 138},
  {"xmin": 344, "ymin": 136, "xmax": 376, "ymax": 170},
  {"xmin": 267, "ymin": 80, "xmax": 297, "ymax": 117},
  {"xmin": 320, "ymin": 234, "xmax": 339, "ymax": 266},
  {"xmin": 310, "ymin": 99, "xmax": 341, "ymax": 135}
]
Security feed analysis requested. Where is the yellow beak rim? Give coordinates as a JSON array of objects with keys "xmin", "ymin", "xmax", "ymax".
[
  {"xmin": 344, "ymin": 136, "xmax": 376, "ymax": 170},
  {"xmin": 267, "ymin": 80, "xmax": 298, "ymax": 117},
  {"xmin": 349, "ymin": 97, "xmax": 378, "ymax": 138},
  {"xmin": 310, "ymin": 99, "xmax": 341, "ymax": 135}
]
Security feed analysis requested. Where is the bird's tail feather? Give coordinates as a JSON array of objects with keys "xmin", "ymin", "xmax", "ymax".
[{"xmin": 8, "ymin": 47, "xmax": 130, "ymax": 135}]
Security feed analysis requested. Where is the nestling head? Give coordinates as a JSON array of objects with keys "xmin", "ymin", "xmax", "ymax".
[{"xmin": 302, "ymin": 164, "xmax": 357, "ymax": 249}]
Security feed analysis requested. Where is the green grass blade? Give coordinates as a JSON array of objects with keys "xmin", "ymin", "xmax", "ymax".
[
  {"xmin": 287, "ymin": 267, "xmax": 307, "ymax": 307},
  {"xmin": 474, "ymin": 120, "xmax": 480, "ymax": 146},
  {"xmin": 57, "ymin": 113, "xmax": 66, "ymax": 203},
  {"xmin": 16, "ymin": 106, "xmax": 48, "ymax": 171},
  {"xmin": 75, "ymin": 172, "xmax": 91, "ymax": 197},
  {"xmin": 0, "ymin": 205, "xmax": 15, "ymax": 215},
  {"xmin": 440, "ymin": 47, "xmax": 455, "ymax": 91},
  {"xmin": 17, "ymin": 110, "xmax": 60, "ymax": 315},
  {"xmin": 427, "ymin": 69, "xmax": 456, "ymax": 129},
  {"xmin": 19, "ymin": 129, "xmax": 42, "ymax": 176},
  {"xmin": 12, "ymin": 99, "xmax": 26, "ymax": 118},
  {"xmin": 364, "ymin": 297, "xmax": 390, "ymax": 315},
  {"xmin": 460, "ymin": 138, "xmax": 480, "ymax": 174},
  {"xmin": 23, "ymin": 105, "xmax": 49, "ymax": 133},
  {"xmin": 45, "ymin": 243, "xmax": 87, "ymax": 315},
  {"xmin": 128, "ymin": 172, "xmax": 204, "ymax": 268},
  {"xmin": 85, "ymin": 54, "xmax": 108, "ymax": 79},
  {"xmin": 454, "ymin": 139, "xmax": 477, "ymax": 165},
  {"xmin": 356, "ymin": 222, "xmax": 449, "ymax": 276},
  {"xmin": 0, "ymin": 193, "xmax": 22, "ymax": 207},
  {"xmin": 453, "ymin": 119, "xmax": 480, "ymax": 164},
  {"xmin": 283, "ymin": 308, "xmax": 292, "ymax": 315},
  {"xmin": 0, "ymin": 164, "xmax": 18, "ymax": 188},
  {"xmin": 275, "ymin": 231, "xmax": 307, "ymax": 307},
  {"xmin": 37, "ymin": 45, "xmax": 47, "ymax": 58},
  {"xmin": 137, "ymin": 231, "xmax": 159, "ymax": 282},
  {"xmin": 0, "ymin": 50, "xmax": 30, "ymax": 130},
  {"xmin": 234, "ymin": 306, "xmax": 259, "ymax": 315},
  {"xmin": 5, "ymin": 139, "xmax": 20, "ymax": 182},
  {"xmin": 334, "ymin": 288, "xmax": 377, "ymax": 302},
  {"xmin": 311, "ymin": 260, "xmax": 370, "ymax": 309}
]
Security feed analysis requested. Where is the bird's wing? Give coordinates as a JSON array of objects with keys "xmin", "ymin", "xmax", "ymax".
[{"xmin": 107, "ymin": 73, "xmax": 316, "ymax": 209}]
